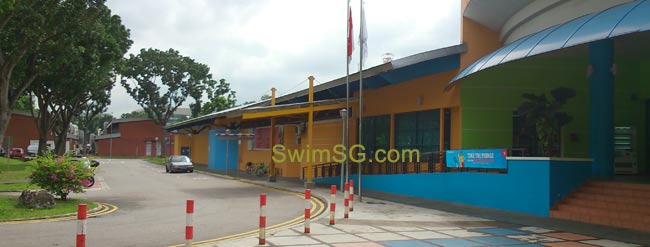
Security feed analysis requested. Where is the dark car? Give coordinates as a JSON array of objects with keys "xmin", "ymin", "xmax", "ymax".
[
  {"xmin": 165, "ymin": 155, "xmax": 194, "ymax": 173},
  {"xmin": 9, "ymin": 148, "xmax": 24, "ymax": 159},
  {"xmin": 0, "ymin": 147, "xmax": 5, "ymax": 157}
]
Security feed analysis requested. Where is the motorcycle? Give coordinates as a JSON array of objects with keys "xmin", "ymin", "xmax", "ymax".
[{"xmin": 86, "ymin": 159, "xmax": 100, "ymax": 187}]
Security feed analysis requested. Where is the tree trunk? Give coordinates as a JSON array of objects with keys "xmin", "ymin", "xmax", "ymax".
[
  {"xmin": 160, "ymin": 125, "xmax": 166, "ymax": 157},
  {"xmin": 0, "ymin": 108, "xmax": 10, "ymax": 149},
  {"xmin": 37, "ymin": 106, "xmax": 51, "ymax": 156},
  {"xmin": 0, "ymin": 76, "xmax": 11, "ymax": 149}
]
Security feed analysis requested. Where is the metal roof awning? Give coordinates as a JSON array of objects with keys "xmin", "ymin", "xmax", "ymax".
[{"xmin": 449, "ymin": 0, "xmax": 650, "ymax": 86}]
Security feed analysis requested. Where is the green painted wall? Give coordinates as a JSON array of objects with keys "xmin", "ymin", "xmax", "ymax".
[
  {"xmin": 460, "ymin": 53, "xmax": 650, "ymax": 172},
  {"xmin": 460, "ymin": 56, "xmax": 591, "ymax": 157}
]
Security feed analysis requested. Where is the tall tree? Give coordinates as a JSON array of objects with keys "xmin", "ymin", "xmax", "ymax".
[
  {"xmin": 120, "ymin": 110, "xmax": 149, "ymax": 119},
  {"xmin": 0, "ymin": 0, "xmax": 107, "ymax": 149},
  {"xmin": 189, "ymin": 78, "xmax": 236, "ymax": 117},
  {"xmin": 120, "ymin": 48, "xmax": 224, "ymax": 156},
  {"xmin": 76, "ymin": 111, "xmax": 113, "ymax": 154},
  {"xmin": 29, "ymin": 3, "xmax": 131, "ymax": 155}
]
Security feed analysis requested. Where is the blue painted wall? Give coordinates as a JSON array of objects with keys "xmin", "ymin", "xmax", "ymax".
[
  {"xmin": 208, "ymin": 130, "xmax": 239, "ymax": 172},
  {"xmin": 314, "ymin": 159, "xmax": 591, "ymax": 217},
  {"xmin": 549, "ymin": 160, "xmax": 592, "ymax": 207}
]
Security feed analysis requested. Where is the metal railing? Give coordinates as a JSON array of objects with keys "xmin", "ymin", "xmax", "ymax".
[{"xmin": 301, "ymin": 151, "xmax": 508, "ymax": 179}]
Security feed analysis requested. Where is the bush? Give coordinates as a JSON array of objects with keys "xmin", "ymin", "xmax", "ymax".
[{"xmin": 29, "ymin": 155, "xmax": 95, "ymax": 200}]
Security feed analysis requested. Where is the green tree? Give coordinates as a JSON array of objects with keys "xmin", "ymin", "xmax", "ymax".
[
  {"xmin": 0, "ymin": 0, "xmax": 108, "ymax": 150},
  {"xmin": 119, "ymin": 48, "xmax": 223, "ymax": 156},
  {"xmin": 75, "ymin": 94, "xmax": 113, "ymax": 154},
  {"xmin": 29, "ymin": 3, "xmax": 131, "ymax": 155},
  {"xmin": 14, "ymin": 94, "xmax": 34, "ymax": 112},
  {"xmin": 120, "ymin": 110, "xmax": 149, "ymax": 119},
  {"xmin": 517, "ymin": 87, "xmax": 576, "ymax": 157},
  {"xmin": 189, "ymin": 78, "xmax": 236, "ymax": 117}
]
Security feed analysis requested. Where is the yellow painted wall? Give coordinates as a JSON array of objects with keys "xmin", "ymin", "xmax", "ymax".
[
  {"xmin": 174, "ymin": 134, "xmax": 190, "ymax": 155},
  {"xmin": 191, "ymin": 133, "xmax": 209, "ymax": 165}
]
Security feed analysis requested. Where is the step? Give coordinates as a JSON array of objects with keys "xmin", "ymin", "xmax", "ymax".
[
  {"xmin": 579, "ymin": 186, "xmax": 650, "ymax": 199},
  {"xmin": 572, "ymin": 191, "xmax": 650, "ymax": 206},
  {"xmin": 563, "ymin": 198, "xmax": 650, "ymax": 216},
  {"xmin": 556, "ymin": 204, "xmax": 650, "ymax": 225},
  {"xmin": 551, "ymin": 208, "xmax": 650, "ymax": 232},
  {"xmin": 588, "ymin": 181, "xmax": 650, "ymax": 192}
]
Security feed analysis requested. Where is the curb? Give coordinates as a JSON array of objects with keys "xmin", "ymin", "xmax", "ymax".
[
  {"xmin": 166, "ymin": 174, "xmax": 328, "ymax": 247},
  {"xmin": 0, "ymin": 202, "xmax": 105, "ymax": 223}
]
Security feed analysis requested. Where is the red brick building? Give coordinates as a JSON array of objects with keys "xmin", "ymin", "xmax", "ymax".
[
  {"xmin": 95, "ymin": 118, "xmax": 173, "ymax": 157},
  {"xmin": 3, "ymin": 111, "xmax": 78, "ymax": 153}
]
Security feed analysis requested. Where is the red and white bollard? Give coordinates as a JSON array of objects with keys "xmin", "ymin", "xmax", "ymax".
[
  {"xmin": 76, "ymin": 204, "xmax": 87, "ymax": 247},
  {"xmin": 344, "ymin": 182, "xmax": 349, "ymax": 218},
  {"xmin": 185, "ymin": 200, "xmax": 194, "ymax": 247},
  {"xmin": 304, "ymin": 189, "xmax": 311, "ymax": 233},
  {"xmin": 259, "ymin": 194, "xmax": 266, "ymax": 245},
  {"xmin": 329, "ymin": 185, "xmax": 336, "ymax": 225},
  {"xmin": 349, "ymin": 179, "xmax": 354, "ymax": 212}
]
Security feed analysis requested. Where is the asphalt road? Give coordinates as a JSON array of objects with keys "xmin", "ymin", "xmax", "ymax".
[{"xmin": 0, "ymin": 159, "xmax": 306, "ymax": 247}]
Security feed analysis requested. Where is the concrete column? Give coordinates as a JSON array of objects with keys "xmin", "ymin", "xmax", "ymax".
[{"xmin": 589, "ymin": 39, "xmax": 615, "ymax": 177}]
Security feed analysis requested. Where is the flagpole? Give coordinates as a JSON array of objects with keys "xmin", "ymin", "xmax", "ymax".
[
  {"xmin": 342, "ymin": 0, "xmax": 351, "ymax": 193},
  {"xmin": 357, "ymin": 0, "xmax": 364, "ymax": 202}
]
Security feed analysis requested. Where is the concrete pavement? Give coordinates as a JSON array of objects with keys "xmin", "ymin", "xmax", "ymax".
[{"xmin": 200, "ymin": 178, "xmax": 649, "ymax": 247}]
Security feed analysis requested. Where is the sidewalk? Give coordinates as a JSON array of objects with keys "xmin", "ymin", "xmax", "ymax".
[{"xmin": 198, "ymin": 177, "xmax": 648, "ymax": 247}]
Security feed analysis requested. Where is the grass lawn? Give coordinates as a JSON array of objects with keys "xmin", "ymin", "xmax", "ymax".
[
  {"xmin": 145, "ymin": 157, "xmax": 166, "ymax": 165},
  {"xmin": 0, "ymin": 158, "xmax": 38, "ymax": 191},
  {"xmin": 0, "ymin": 195, "xmax": 97, "ymax": 220}
]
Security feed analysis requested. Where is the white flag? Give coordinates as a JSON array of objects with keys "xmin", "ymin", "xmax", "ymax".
[{"xmin": 359, "ymin": 1, "xmax": 367, "ymax": 67}]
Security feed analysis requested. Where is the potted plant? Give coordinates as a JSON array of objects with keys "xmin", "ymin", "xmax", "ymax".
[{"xmin": 517, "ymin": 87, "xmax": 576, "ymax": 157}]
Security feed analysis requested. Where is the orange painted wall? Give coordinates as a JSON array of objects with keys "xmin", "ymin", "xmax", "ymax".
[
  {"xmin": 349, "ymin": 71, "xmax": 462, "ymax": 149},
  {"xmin": 238, "ymin": 120, "xmax": 344, "ymax": 178},
  {"xmin": 460, "ymin": 17, "xmax": 503, "ymax": 71}
]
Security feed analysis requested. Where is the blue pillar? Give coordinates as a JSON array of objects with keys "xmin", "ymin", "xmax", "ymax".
[{"xmin": 589, "ymin": 39, "xmax": 614, "ymax": 177}]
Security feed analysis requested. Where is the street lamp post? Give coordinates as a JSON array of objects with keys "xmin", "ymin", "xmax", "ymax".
[
  {"xmin": 339, "ymin": 109, "xmax": 348, "ymax": 192},
  {"xmin": 109, "ymin": 120, "xmax": 113, "ymax": 159}
]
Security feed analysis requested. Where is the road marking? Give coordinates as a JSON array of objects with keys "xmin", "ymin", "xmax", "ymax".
[
  {"xmin": 0, "ymin": 202, "xmax": 118, "ymax": 225},
  {"xmin": 167, "ymin": 186, "xmax": 327, "ymax": 247}
]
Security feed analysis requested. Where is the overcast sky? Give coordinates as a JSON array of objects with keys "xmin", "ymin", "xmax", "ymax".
[{"xmin": 105, "ymin": 0, "xmax": 460, "ymax": 117}]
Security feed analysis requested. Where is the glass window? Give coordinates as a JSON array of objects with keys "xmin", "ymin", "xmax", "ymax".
[
  {"xmin": 254, "ymin": 126, "xmax": 281, "ymax": 150},
  {"xmin": 360, "ymin": 115, "xmax": 390, "ymax": 155},
  {"xmin": 395, "ymin": 109, "xmax": 440, "ymax": 154}
]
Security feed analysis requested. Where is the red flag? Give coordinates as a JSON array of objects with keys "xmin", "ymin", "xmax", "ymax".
[{"xmin": 347, "ymin": 7, "xmax": 354, "ymax": 64}]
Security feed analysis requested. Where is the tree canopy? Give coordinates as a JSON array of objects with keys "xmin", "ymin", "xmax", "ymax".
[
  {"xmin": 1, "ymin": 0, "xmax": 114, "ymax": 149},
  {"xmin": 120, "ymin": 48, "xmax": 232, "ymax": 156},
  {"xmin": 120, "ymin": 110, "xmax": 149, "ymax": 119}
]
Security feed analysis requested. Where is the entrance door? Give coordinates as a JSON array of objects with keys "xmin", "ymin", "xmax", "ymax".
[{"xmin": 146, "ymin": 141, "xmax": 152, "ymax": 156}]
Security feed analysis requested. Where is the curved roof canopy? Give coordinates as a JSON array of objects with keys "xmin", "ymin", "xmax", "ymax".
[{"xmin": 450, "ymin": 0, "xmax": 650, "ymax": 85}]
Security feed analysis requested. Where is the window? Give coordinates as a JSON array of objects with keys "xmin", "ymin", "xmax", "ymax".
[
  {"xmin": 253, "ymin": 126, "xmax": 281, "ymax": 150},
  {"xmin": 512, "ymin": 111, "xmax": 539, "ymax": 156},
  {"xmin": 395, "ymin": 109, "xmax": 440, "ymax": 154},
  {"xmin": 360, "ymin": 115, "xmax": 390, "ymax": 156}
]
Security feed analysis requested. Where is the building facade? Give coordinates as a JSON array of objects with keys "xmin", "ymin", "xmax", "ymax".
[
  {"xmin": 95, "ymin": 118, "xmax": 173, "ymax": 157},
  {"xmin": 166, "ymin": 0, "xmax": 650, "ymax": 231}
]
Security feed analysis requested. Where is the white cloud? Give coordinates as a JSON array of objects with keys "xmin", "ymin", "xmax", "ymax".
[{"xmin": 105, "ymin": 0, "xmax": 460, "ymax": 116}]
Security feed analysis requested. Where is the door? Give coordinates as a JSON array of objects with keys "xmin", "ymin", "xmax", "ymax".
[{"xmin": 146, "ymin": 141, "xmax": 152, "ymax": 156}]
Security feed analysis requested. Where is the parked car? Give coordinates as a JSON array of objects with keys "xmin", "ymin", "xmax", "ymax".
[
  {"xmin": 9, "ymin": 148, "xmax": 24, "ymax": 159},
  {"xmin": 166, "ymin": 155, "xmax": 194, "ymax": 173},
  {"xmin": 0, "ymin": 147, "xmax": 5, "ymax": 157}
]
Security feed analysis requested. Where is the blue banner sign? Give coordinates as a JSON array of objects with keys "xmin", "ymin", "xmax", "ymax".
[{"xmin": 446, "ymin": 149, "xmax": 508, "ymax": 169}]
